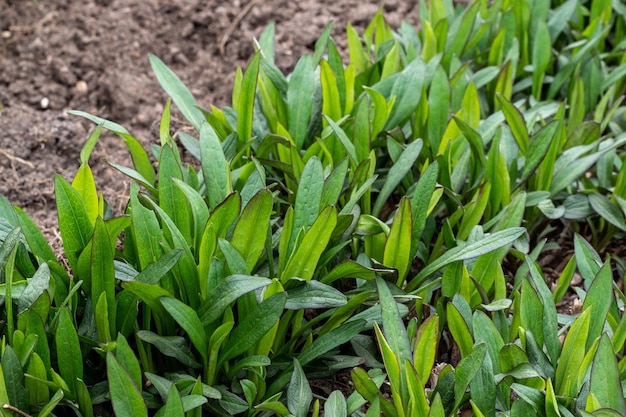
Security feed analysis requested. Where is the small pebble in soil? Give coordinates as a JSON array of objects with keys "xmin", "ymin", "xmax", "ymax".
[
  {"xmin": 40, "ymin": 97, "xmax": 49, "ymax": 109},
  {"xmin": 75, "ymin": 80, "xmax": 88, "ymax": 93},
  {"xmin": 1, "ymin": 31, "xmax": 11, "ymax": 39}
]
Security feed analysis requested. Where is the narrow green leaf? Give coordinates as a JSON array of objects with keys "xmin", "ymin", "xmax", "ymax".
[
  {"xmin": 589, "ymin": 334, "xmax": 626, "ymax": 414},
  {"xmin": 373, "ymin": 139, "xmax": 423, "ymax": 217},
  {"xmin": 377, "ymin": 277, "xmax": 412, "ymax": 367},
  {"xmin": 115, "ymin": 333, "xmax": 142, "ymax": 390},
  {"xmin": 158, "ymin": 144, "xmax": 191, "ymax": 244},
  {"xmin": 35, "ymin": 389, "xmax": 64, "ymax": 417},
  {"xmin": 107, "ymin": 352, "xmax": 148, "ymax": 417},
  {"xmin": 149, "ymin": 54, "xmax": 205, "ymax": 131},
  {"xmin": 589, "ymin": 194, "xmax": 626, "ymax": 231},
  {"xmin": 55, "ymin": 175, "xmax": 93, "ymax": 270},
  {"xmin": 447, "ymin": 303, "xmax": 473, "ymax": 358},
  {"xmin": 288, "ymin": 55, "xmax": 315, "ymax": 149},
  {"xmin": 91, "ymin": 217, "xmax": 116, "ymax": 337},
  {"xmin": 414, "ymin": 314, "xmax": 439, "ymax": 386},
  {"xmin": 136, "ymin": 330, "xmax": 201, "ymax": 368},
  {"xmin": 408, "ymin": 227, "xmax": 525, "ymax": 291},
  {"xmin": 198, "ymin": 275, "xmax": 272, "ymax": 326},
  {"xmin": 496, "ymin": 94, "xmax": 528, "ymax": 154},
  {"xmin": 582, "ymin": 262, "xmax": 613, "ymax": 350},
  {"xmin": 219, "ymin": 293, "xmax": 286, "ymax": 362},
  {"xmin": 383, "ymin": 197, "xmax": 413, "ymax": 286},
  {"xmin": 200, "ymin": 122, "xmax": 231, "ymax": 209},
  {"xmin": 285, "ymin": 280, "xmax": 346, "ymax": 310},
  {"xmin": 288, "ymin": 359, "xmax": 313, "ymax": 417},
  {"xmin": 68, "ymin": 110, "xmax": 156, "ymax": 185},
  {"xmin": 162, "ymin": 385, "xmax": 185, "ymax": 417},
  {"xmin": 55, "ymin": 308, "xmax": 82, "ymax": 394},
  {"xmin": 555, "ymin": 308, "xmax": 591, "ymax": 398},
  {"xmin": 282, "ymin": 206, "xmax": 338, "ymax": 282},
  {"xmin": 238, "ymin": 54, "xmax": 260, "ymax": 144},
  {"xmin": 230, "ymin": 189, "xmax": 273, "ymax": 272},
  {"xmin": 384, "ymin": 58, "xmax": 426, "ymax": 130},
  {"xmin": 454, "ymin": 343, "xmax": 487, "ymax": 410},
  {"xmin": 161, "ymin": 297, "xmax": 208, "ymax": 363}
]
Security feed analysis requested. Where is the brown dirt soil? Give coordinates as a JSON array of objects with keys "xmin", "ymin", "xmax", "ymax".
[{"xmin": 0, "ymin": 0, "xmax": 420, "ymax": 242}]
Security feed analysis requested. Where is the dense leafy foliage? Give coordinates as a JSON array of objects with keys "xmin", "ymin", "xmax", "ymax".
[{"xmin": 1, "ymin": 0, "xmax": 626, "ymax": 415}]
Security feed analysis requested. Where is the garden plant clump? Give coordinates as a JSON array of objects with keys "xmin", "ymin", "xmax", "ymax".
[{"xmin": 2, "ymin": 0, "xmax": 626, "ymax": 415}]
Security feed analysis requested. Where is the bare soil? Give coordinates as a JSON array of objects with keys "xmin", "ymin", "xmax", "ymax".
[{"xmin": 0, "ymin": 0, "xmax": 420, "ymax": 240}]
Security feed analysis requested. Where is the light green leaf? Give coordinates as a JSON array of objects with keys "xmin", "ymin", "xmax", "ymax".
[
  {"xmin": 408, "ymin": 227, "xmax": 525, "ymax": 291},
  {"xmin": 107, "ymin": 352, "xmax": 148, "ymax": 417},
  {"xmin": 589, "ymin": 334, "xmax": 626, "ymax": 414},
  {"xmin": 161, "ymin": 297, "xmax": 208, "ymax": 363},
  {"xmin": 55, "ymin": 308, "xmax": 82, "ymax": 394},
  {"xmin": 200, "ymin": 122, "xmax": 231, "ymax": 209},
  {"xmin": 373, "ymin": 139, "xmax": 423, "ymax": 217},
  {"xmin": 288, "ymin": 359, "xmax": 313, "ymax": 417},
  {"xmin": 149, "ymin": 54, "xmax": 205, "ymax": 131},
  {"xmin": 219, "ymin": 293, "xmax": 286, "ymax": 362},
  {"xmin": 198, "ymin": 275, "xmax": 272, "ymax": 326},
  {"xmin": 383, "ymin": 197, "xmax": 413, "ymax": 286},
  {"xmin": 230, "ymin": 189, "xmax": 273, "ymax": 272}
]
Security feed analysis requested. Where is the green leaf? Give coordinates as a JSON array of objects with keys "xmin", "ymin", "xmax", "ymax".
[
  {"xmin": 589, "ymin": 334, "xmax": 626, "ymax": 414},
  {"xmin": 107, "ymin": 352, "xmax": 148, "ymax": 417},
  {"xmin": 230, "ymin": 189, "xmax": 273, "ymax": 272},
  {"xmin": 198, "ymin": 275, "xmax": 272, "ymax": 325},
  {"xmin": 555, "ymin": 308, "xmax": 591, "ymax": 398},
  {"xmin": 324, "ymin": 116, "xmax": 358, "ymax": 165},
  {"xmin": 200, "ymin": 122, "xmax": 231, "ymax": 209},
  {"xmin": 384, "ymin": 58, "xmax": 426, "ymax": 130},
  {"xmin": 285, "ymin": 280, "xmax": 346, "ymax": 310},
  {"xmin": 162, "ymin": 384, "xmax": 185, "ymax": 417},
  {"xmin": 149, "ymin": 54, "xmax": 205, "ymax": 131},
  {"xmin": 447, "ymin": 302, "xmax": 474, "ymax": 358},
  {"xmin": 68, "ymin": 110, "xmax": 156, "ymax": 186},
  {"xmin": 237, "ymin": 54, "xmax": 260, "ymax": 145},
  {"xmin": 496, "ymin": 94, "xmax": 528, "ymax": 154},
  {"xmin": 72, "ymin": 162, "xmax": 99, "ymax": 225},
  {"xmin": 161, "ymin": 297, "xmax": 208, "ymax": 363},
  {"xmin": 373, "ymin": 139, "xmax": 423, "ymax": 217},
  {"xmin": 321, "ymin": 60, "xmax": 342, "ymax": 124},
  {"xmin": 376, "ymin": 277, "xmax": 412, "ymax": 367},
  {"xmin": 288, "ymin": 55, "xmax": 315, "ymax": 149},
  {"xmin": 282, "ymin": 206, "xmax": 338, "ymax": 282},
  {"xmin": 91, "ymin": 217, "xmax": 116, "ymax": 337},
  {"xmin": 383, "ymin": 197, "xmax": 413, "ymax": 286},
  {"xmin": 408, "ymin": 227, "xmax": 525, "ymax": 291},
  {"xmin": 292, "ymin": 156, "xmax": 324, "ymax": 243},
  {"xmin": 219, "ymin": 293, "xmax": 286, "ymax": 362},
  {"xmin": 454, "ymin": 343, "xmax": 487, "ymax": 411},
  {"xmin": 589, "ymin": 193, "xmax": 626, "ymax": 231},
  {"xmin": 158, "ymin": 144, "xmax": 191, "ymax": 244},
  {"xmin": 531, "ymin": 20, "xmax": 551, "ymax": 99},
  {"xmin": 136, "ymin": 330, "xmax": 201, "ymax": 368},
  {"xmin": 288, "ymin": 359, "xmax": 313, "ymax": 417},
  {"xmin": 324, "ymin": 391, "xmax": 347, "ymax": 417},
  {"xmin": 18, "ymin": 262, "xmax": 49, "ymax": 314},
  {"xmin": 115, "ymin": 333, "xmax": 142, "ymax": 390},
  {"xmin": 55, "ymin": 175, "xmax": 93, "ymax": 271},
  {"xmin": 414, "ymin": 314, "xmax": 439, "ymax": 386},
  {"xmin": 35, "ymin": 389, "xmax": 64, "ymax": 417},
  {"xmin": 55, "ymin": 308, "xmax": 82, "ymax": 394},
  {"xmin": 582, "ymin": 262, "xmax": 613, "ymax": 350},
  {"xmin": 518, "ymin": 121, "xmax": 560, "ymax": 187}
]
